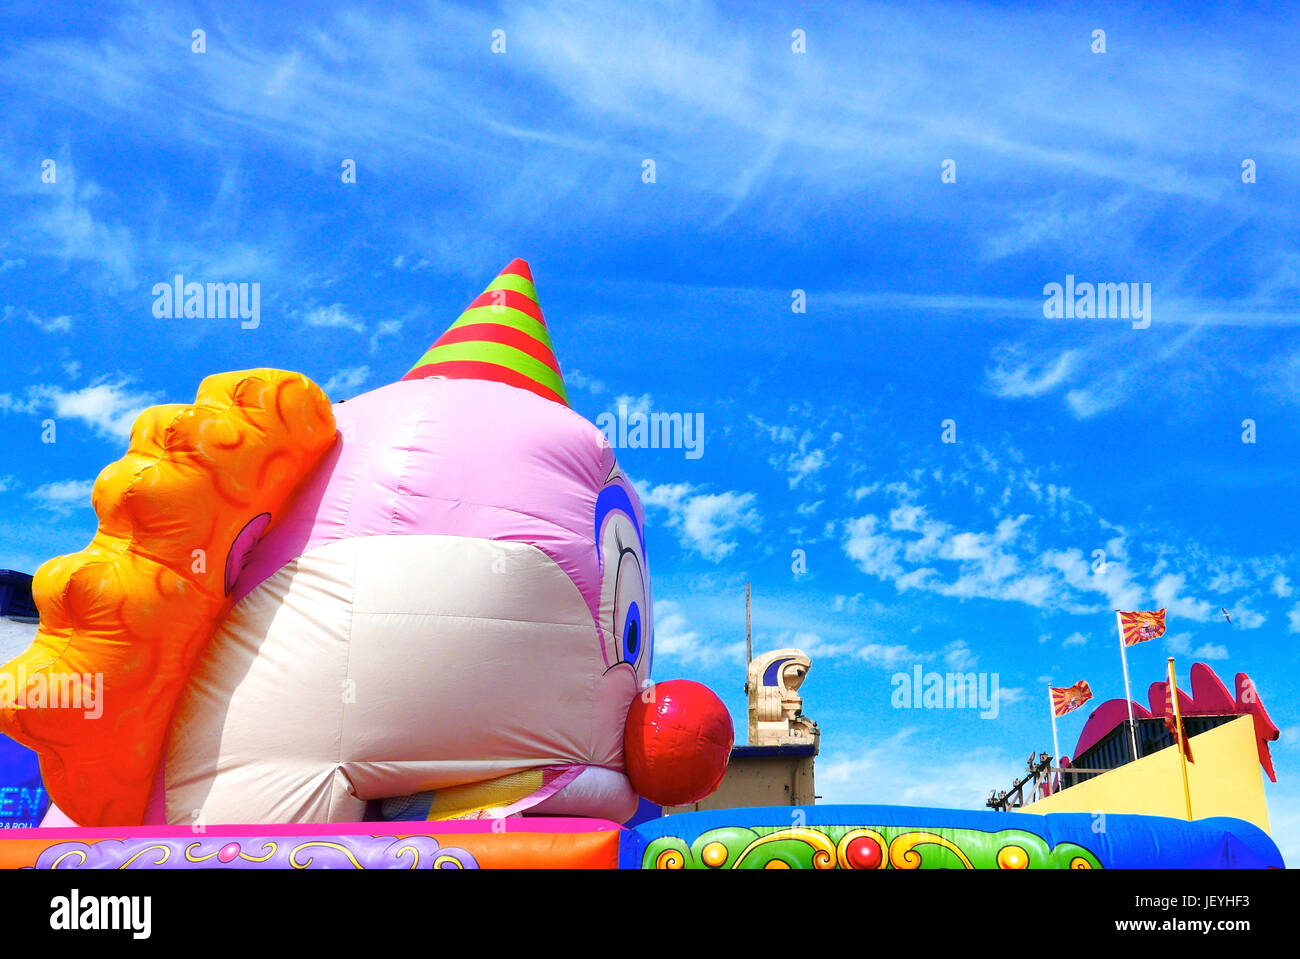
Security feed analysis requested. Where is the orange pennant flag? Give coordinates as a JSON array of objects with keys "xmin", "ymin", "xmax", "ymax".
[
  {"xmin": 1119, "ymin": 609, "xmax": 1166, "ymax": 646},
  {"xmin": 1050, "ymin": 680, "xmax": 1093, "ymax": 717}
]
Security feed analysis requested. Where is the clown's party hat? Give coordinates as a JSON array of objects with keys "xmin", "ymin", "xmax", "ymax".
[{"xmin": 402, "ymin": 259, "xmax": 570, "ymax": 406}]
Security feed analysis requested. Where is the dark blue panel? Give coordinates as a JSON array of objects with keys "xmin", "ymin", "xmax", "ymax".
[
  {"xmin": 0, "ymin": 571, "xmax": 37, "ymax": 619},
  {"xmin": 622, "ymin": 796, "xmax": 663, "ymax": 828},
  {"xmin": 0, "ymin": 733, "xmax": 49, "ymax": 829}
]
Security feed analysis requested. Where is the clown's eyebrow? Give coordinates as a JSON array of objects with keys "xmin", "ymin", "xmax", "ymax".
[{"xmin": 594, "ymin": 482, "xmax": 645, "ymax": 563}]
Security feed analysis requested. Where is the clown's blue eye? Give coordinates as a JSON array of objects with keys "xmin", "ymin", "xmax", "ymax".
[
  {"xmin": 608, "ymin": 537, "xmax": 649, "ymax": 673},
  {"xmin": 623, "ymin": 601, "xmax": 642, "ymax": 662}
]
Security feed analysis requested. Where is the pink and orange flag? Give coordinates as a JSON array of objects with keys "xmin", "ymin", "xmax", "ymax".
[
  {"xmin": 1118, "ymin": 609, "xmax": 1166, "ymax": 646},
  {"xmin": 1050, "ymin": 680, "xmax": 1093, "ymax": 717}
]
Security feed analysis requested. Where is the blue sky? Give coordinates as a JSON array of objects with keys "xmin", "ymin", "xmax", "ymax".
[{"xmin": 1, "ymin": 1, "xmax": 1298, "ymax": 859}]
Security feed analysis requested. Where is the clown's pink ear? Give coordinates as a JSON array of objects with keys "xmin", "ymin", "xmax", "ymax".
[{"xmin": 402, "ymin": 259, "xmax": 570, "ymax": 406}]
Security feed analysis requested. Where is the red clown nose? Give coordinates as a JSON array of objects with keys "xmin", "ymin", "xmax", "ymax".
[{"xmin": 624, "ymin": 680, "xmax": 733, "ymax": 807}]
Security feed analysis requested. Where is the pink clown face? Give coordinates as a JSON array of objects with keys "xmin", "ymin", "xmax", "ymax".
[{"xmin": 161, "ymin": 377, "xmax": 668, "ymax": 823}]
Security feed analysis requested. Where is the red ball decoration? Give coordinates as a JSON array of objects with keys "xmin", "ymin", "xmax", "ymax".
[
  {"xmin": 624, "ymin": 680, "xmax": 734, "ymax": 807},
  {"xmin": 844, "ymin": 835, "xmax": 882, "ymax": 870}
]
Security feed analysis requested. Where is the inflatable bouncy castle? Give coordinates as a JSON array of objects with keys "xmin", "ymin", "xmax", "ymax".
[{"xmin": 0, "ymin": 261, "xmax": 1283, "ymax": 869}]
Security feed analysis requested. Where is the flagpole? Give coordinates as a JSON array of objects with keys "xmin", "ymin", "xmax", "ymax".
[
  {"xmin": 1048, "ymin": 686, "xmax": 1061, "ymax": 762},
  {"xmin": 1048, "ymin": 685, "xmax": 1061, "ymax": 798},
  {"xmin": 1116, "ymin": 611, "xmax": 1140, "ymax": 762},
  {"xmin": 1167, "ymin": 657, "xmax": 1193, "ymax": 821}
]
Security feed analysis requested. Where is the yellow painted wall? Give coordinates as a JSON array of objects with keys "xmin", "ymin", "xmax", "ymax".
[
  {"xmin": 1022, "ymin": 714, "xmax": 1270, "ymax": 833},
  {"xmin": 665, "ymin": 755, "xmax": 816, "ymax": 814}
]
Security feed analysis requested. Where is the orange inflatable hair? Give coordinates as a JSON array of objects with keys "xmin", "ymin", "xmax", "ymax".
[{"xmin": 0, "ymin": 370, "xmax": 336, "ymax": 825}]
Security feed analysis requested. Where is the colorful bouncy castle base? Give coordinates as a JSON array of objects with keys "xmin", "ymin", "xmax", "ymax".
[
  {"xmin": 0, "ymin": 819, "xmax": 623, "ymax": 870},
  {"xmin": 622, "ymin": 805, "xmax": 1283, "ymax": 869},
  {"xmin": 0, "ymin": 805, "xmax": 1282, "ymax": 869}
]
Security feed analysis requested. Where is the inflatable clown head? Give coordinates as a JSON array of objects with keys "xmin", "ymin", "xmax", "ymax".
[{"xmin": 0, "ymin": 260, "xmax": 733, "ymax": 826}]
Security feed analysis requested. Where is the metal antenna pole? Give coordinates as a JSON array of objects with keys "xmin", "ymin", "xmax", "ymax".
[{"xmin": 744, "ymin": 582, "xmax": 752, "ymax": 693}]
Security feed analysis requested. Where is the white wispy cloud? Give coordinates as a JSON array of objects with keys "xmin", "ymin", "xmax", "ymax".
[
  {"xmin": 303, "ymin": 303, "xmax": 364, "ymax": 333},
  {"xmin": 640, "ymin": 481, "xmax": 761, "ymax": 562},
  {"xmin": 3, "ymin": 305, "xmax": 74, "ymax": 333},
  {"xmin": 18, "ymin": 161, "xmax": 138, "ymax": 286},
  {"xmin": 841, "ymin": 477, "xmax": 1213, "ymax": 617},
  {"xmin": 943, "ymin": 639, "xmax": 979, "ymax": 671},
  {"xmin": 845, "ymin": 507, "xmax": 1071, "ymax": 609},
  {"xmin": 1151, "ymin": 573, "xmax": 1218, "ymax": 623},
  {"xmin": 7, "ymin": 1, "xmax": 1285, "ymax": 264},
  {"xmin": 614, "ymin": 393, "xmax": 653, "ymax": 419},
  {"xmin": 818, "ymin": 729, "xmax": 1025, "ymax": 810},
  {"xmin": 832, "ymin": 593, "xmax": 865, "ymax": 613},
  {"xmin": 983, "ymin": 192, "xmax": 1138, "ymax": 262},
  {"xmin": 28, "ymin": 479, "xmax": 94, "ymax": 514},
  {"xmin": 6, "ymin": 380, "xmax": 161, "ymax": 441},
  {"xmin": 566, "ymin": 369, "xmax": 607, "ymax": 395},
  {"xmin": 855, "ymin": 641, "xmax": 925, "ymax": 669},
  {"xmin": 369, "ymin": 319, "xmax": 403, "ymax": 354},
  {"xmin": 323, "ymin": 365, "xmax": 370, "ymax": 398},
  {"xmin": 651, "ymin": 598, "xmax": 746, "ymax": 665},
  {"xmin": 750, "ymin": 415, "xmax": 838, "ymax": 490},
  {"xmin": 986, "ymin": 348, "xmax": 1080, "ymax": 399},
  {"xmin": 998, "ymin": 686, "xmax": 1027, "ymax": 706},
  {"xmin": 0, "ymin": 393, "xmax": 40, "ymax": 415},
  {"xmin": 1066, "ymin": 383, "xmax": 1128, "ymax": 419}
]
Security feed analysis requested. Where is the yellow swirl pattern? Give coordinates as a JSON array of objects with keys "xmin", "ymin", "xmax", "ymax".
[
  {"xmin": 290, "ymin": 841, "xmax": 363, "ymax": 869},
  {"xmin": 184, "ymin": 843, "xmax": 219, "ymax": 863},
  {"xmin": 888, "ymin": 832, "xmax": 974, "ymax": 870},
  {"xmin": 240, "ymin": 843, "xmax": 277, "ymax": 863},
  {"xmin": 120, "ymin": 844, "xmax": 172, "ymax": 868},
  {"xmin": 51, "ymin": 849, "xmax": 88, "ymax": 868},
  {"xmin": 655, "ymin": 848, "xmax": 686, "ymax": 870},
  {"xmin": 733, "ymin": 828, "xmax": 837, "ymax": 869}
]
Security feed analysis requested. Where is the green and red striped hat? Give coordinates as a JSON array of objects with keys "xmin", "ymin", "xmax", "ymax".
[{"xmin": 402, "ymin": 258, "xmax": 569, "ymax": 406}]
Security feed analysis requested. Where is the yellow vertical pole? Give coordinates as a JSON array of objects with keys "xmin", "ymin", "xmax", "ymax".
[{"xmin": 1167, "ymin": 657, "xmax": 1193, "ymax": 821}]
